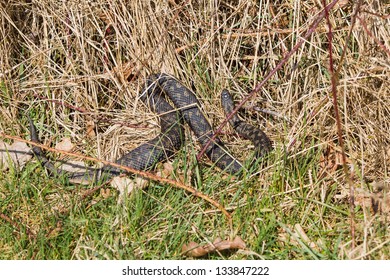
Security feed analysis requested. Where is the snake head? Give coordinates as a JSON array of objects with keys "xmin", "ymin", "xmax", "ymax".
[{"xmin": 221, "ymin": 89, "xmax": 233, "ymax": 104}]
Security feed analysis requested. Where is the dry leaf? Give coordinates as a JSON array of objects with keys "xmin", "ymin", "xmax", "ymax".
[
  {"xmin": 86, "ymin": 120, "xmax": 96, "ymax": 138},
  {"xmin": 156, "ymin": 162, "xmax": 186, "ymax": 183},
  {"xmin": 319, "ymin": 145, "xmax": 350, "ymax": 175},
  {"xmin": 182, "ymin": 236, "xmax": 246, "ymax": 257},
  {"xmin": 0, "ymin": 140, "xmax": 32, "ymax": 170},
  {"xmin": 55, "ymin": 137, "xmax": 74, "ymax": 152},
  {"xmin": 100, "ymin": 188, "xmax": 111, "ymax": 199},
  {"xmin": 111, "ymin": 176, "xmax": 148, "ymax": 204},
  {"xmin": 156, "ymin": 162, "xmax": 175, "ymax": 178}
]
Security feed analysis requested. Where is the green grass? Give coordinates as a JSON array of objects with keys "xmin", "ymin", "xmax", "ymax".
[{"xmin": 0, "ymin": 142, "xmax": 361, "ymax": 260}]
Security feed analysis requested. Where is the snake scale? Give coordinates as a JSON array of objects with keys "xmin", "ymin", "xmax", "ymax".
[{"xmin": 30, "ymin": 73, "xmax": 272, "ymax": 183}]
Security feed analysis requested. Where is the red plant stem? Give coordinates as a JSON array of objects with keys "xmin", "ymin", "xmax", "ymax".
[
  {"xmin": 197, "ymin": 0, "xmax": 341, "ymax": 160},
  {"xmin": 322, "ymin": 0, "xmax": 356, "ymax": 250}
]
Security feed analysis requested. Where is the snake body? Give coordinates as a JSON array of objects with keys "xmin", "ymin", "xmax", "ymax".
[
  {"xmin": 221, "ymin": 89, "xmax": 272, "ymax": 158},
  {"xmin": 30, "ymin": 73, "xmax": 271, "ymax": 183}
]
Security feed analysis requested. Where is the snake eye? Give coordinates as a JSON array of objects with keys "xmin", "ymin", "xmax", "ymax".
[{"xmin": 221, "ymin": 90, "xmax": 230, "ymax": 99}]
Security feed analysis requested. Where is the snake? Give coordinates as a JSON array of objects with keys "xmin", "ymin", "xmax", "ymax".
[{"xmin": 29, "ymin": 73, "xmax": 272, "ymax": 183}]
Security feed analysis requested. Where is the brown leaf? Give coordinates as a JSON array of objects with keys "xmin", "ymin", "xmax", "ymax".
[
  {"xmin": 86, "ymin": 120, "xmax": 96, "ymax": 138},
  {"xmin": 55, "ymin": 137, "xmax": 74, "ymax": 152},
  {"xmin": 161, "ymin": 162, "xmax": 174, "ymax": 177},
  {"xmin": 100, "ymin": 188, "xmax": 111, "ymax": 199},
  {"xmin": 319, "ymin": 145, "xmax": 350, "ymax": 175},
  {"xmin": 111, "ymin": 176, "xmax": 148, "ymax": 204},
  {"xmin": 182, "ymin": 236, "xmax": 246, "ymax": 257},
  {"xmin": 156, "ymin": 162, "xmax": 186, "ymax": 183}
]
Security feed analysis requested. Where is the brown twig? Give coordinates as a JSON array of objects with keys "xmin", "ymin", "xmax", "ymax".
[
  {"xmin": 80, "ymin": 178, "xmax": 113, "ymax": 200},
  {"xmin": 197, "ymin": 0, "xmax": 341, "ymax": 161},
  {"xmin": 0, "ymin": 132, "xmax": 232, "ymax": 221}
]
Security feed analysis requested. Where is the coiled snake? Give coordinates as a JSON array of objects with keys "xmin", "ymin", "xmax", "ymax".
[{"xmin": 30, "ymin": 73, "xmax": 272, "ymax": 183}]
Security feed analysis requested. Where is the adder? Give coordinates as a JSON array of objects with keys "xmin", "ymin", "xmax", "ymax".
[{"xmin": 29, "ymin": 73, "xmax": 272, "ymax": 183}]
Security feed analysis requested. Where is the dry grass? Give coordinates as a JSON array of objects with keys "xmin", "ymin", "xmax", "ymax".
[{"xmin": 0, "ymin": 0, "xmax": 389, "ymax": 259}]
